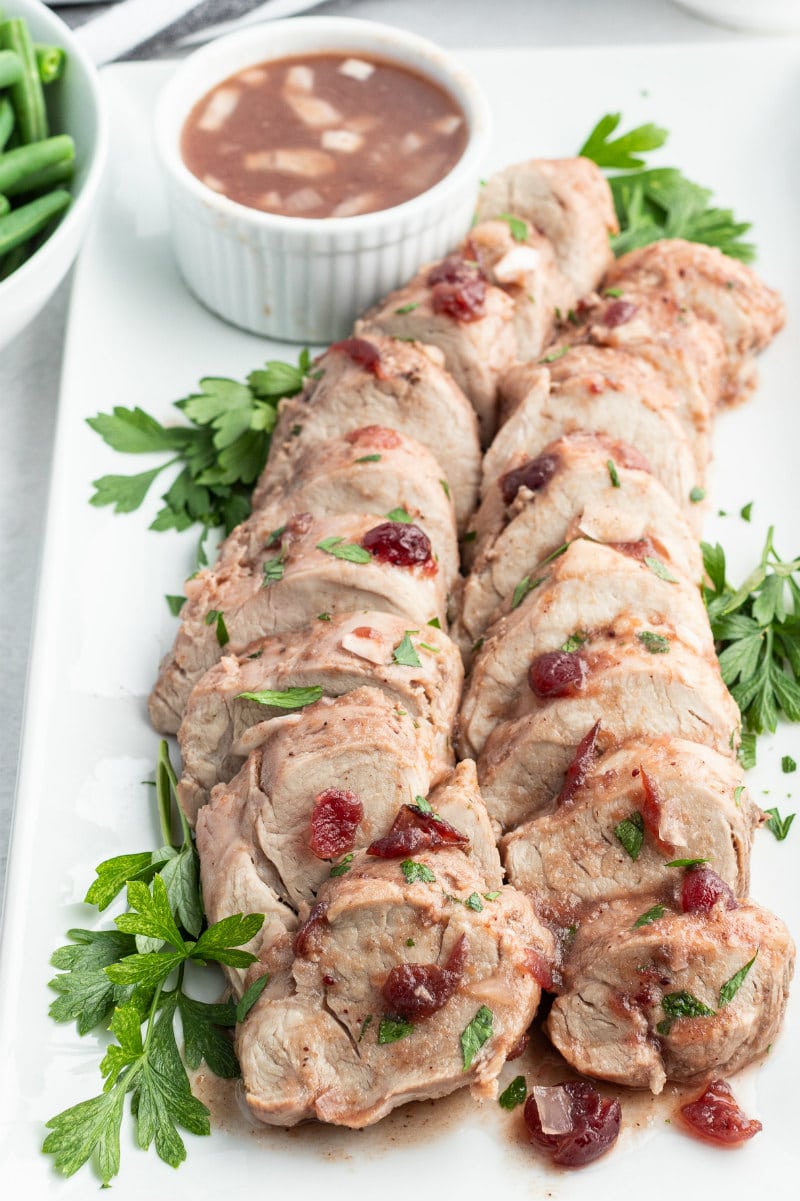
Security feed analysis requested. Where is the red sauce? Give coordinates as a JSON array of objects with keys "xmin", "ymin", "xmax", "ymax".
[
  {"xmin": 330, "ymin": 337, "xmax": 386, "ymax": 377},
  {"xmin": 361, "ymin": 521, "xmax": 434, "ymax": 570},
  {"xmin": 367, "ymin": 804, "xmax": 469, "ymax": 858},
  {"xmin": 528, "ymin": 651, "xmax": 587, "ymax": 699},
  {"xmin": 679, "ymin": 1079, "xmax": 761, "ymax": 1145},
  {"xmin": 681, "ymin": 866, "xmax": 737, "ymax": 914},
  {"xmin": 181, "ymin": 53, "xmax": 467, "ymax": 219},
  {"xmin": 308, "ymin": 788, "xmax": 363, "ymax": 858},
  {"xmin": 500, "ymin": 453, "xmax": 560, "ymax": 505},
  {"xmin": 556, "ymin": 722, "xmax": 601, "ymax": 806},
  {"xmin": 427, "ymin": 254, "xmax": 487, "ymax": 322},
  {"xmin": 381, "ymin": 935, "xmax": 468, "ymax": 1019},
  {"xmin": 524, "ymin": 1081, "xmax": 622, "ymax": 1167}
]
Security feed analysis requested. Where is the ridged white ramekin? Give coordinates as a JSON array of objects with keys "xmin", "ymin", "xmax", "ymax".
[{"xmin": 154, "ymin": 17, "xmax": 491, "ymax": 344}]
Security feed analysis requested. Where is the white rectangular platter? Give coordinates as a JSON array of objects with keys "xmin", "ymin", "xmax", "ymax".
[{"xmin": 1, "ymin": 43, "xmax": 799, "ymax": 1200}]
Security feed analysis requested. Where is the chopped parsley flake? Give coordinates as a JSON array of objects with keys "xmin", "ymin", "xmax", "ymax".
[
  {"xmin": 607, "ymin": 459, "xmax": 621, "ymax": 488},
  {"xmin": 498, "ymin": 1075, "xmax": 527, "ymax": 1110},
  {"xmin": 401, "ymin": 859, "xmax": 436, "ymax": 884},
  {"xmin": 460, "ymin": 1006, "xmax": 494, "ymax": 1070},
  {"xmin": 378, "ymin": 1016, "xmax": 414, "ymax": 1044},
  {"xmin": 614, "ymin": 811, "xmax": 644, "ymax": 860}
]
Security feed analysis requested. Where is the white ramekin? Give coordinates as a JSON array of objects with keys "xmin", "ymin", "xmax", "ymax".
[{"xmin": 154, "ymin": 17, "xmax": 491, "ymax": 343}]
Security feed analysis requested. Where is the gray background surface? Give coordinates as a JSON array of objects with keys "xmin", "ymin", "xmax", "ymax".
[{"xmin": 0, "ymin": 0, "xmax": 749, "ymax": 913}]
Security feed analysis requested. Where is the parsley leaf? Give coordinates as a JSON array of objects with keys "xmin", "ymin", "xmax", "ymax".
[
  {"xmin": 237, "ymin": 686, "xmax": 323, "ymax": 709},
  {"xmin": 512, "ymin": 574, "xmax": 545, "ymax": 609},
  {"xmin": 657, "ymin": 991, "xmax": 715, "ymax": 1035},
  {"xmin": 393, "ymin": 632, "xmax": 422, "ymax": 667},
  {"xmin": 497, "ymin": 212, "xmax": 528, "ymax": 241},
  {"xmin": 204, "ymin": 609, "xmax": 229, "ymax": 647},
  {"xmin": 316, "ymin": 536, "xmax": 372, "ymax": 564},
  {"xmin": 782, "ymin": 755, "xmax": 797, "ymax": 773},
  {"xmin": 607, "ymin": 458, "xmax": 621, "ymax": 488},
  {"xmin": 378, "ymin": 1016, "xmax": 414, "ymax": 1044},
  {"xmin": 498, "ymin": 1075, "xmax": 527, "ymax": 1110},
  {"xmin": 614, "ymin": 811, "xmax": 644, "ymax": 860},
  {"xmin": 460, "ymin": 1005, "xmax": 494, "ymax": 1070},
  {"xmin": 719, "ymin": 953, "xmax": 757, "ymax": 1007},
  {"xmin": 644, "ymin": 555, "xmax": 678, "ymax": 583},
  {"xmin": 764, "ymin": 807, "xmax": 795, "ymax": 841},
  {"xmin": 579, "ymin": 112, "xmax": 668, "ymax": 169},
  {"xmin": 634, "ymin": 904, "xmax": 666, "ymax": 928},
  {"xmin": 235, "ymin": 975, "xmax": 270, "ymax": 1023},
  {"xmin": 386, "ymin": 507, "xmax": 412, "ymax": 523},
  {"xmin": 637, "ymin": 630, "xmax": 670, "ymax": 654},
  {"xmin": 401, "ymin": 859, "xmax": 436, "ymax": 884}
]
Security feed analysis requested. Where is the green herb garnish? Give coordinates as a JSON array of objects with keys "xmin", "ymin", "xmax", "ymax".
[
  {"xmin": 393, "ymin": 632, "xmax": 422, "ymax": 668},
  {"xmin": 401, "ymin": 859, "xmax": 436, "ymax": 884},
  {"xmin": 316, "ymin": 536, "xmax": 372, "ymax": 564},
  {"xmin": 764, "ymin": 807, "xmax": 795, "ymax": 841},
  {"xmin": 607, "ymin": 459, "xmax": 621, "ymax": 488},
  {"xmin": 637, "ymin": 630, "xmax": 670, "ymax": 654},
  {"xmin": 719, "ymin": 953, "xmax": 757, "ymax": 1007},
  {"xmin": 378, "ymin": 1016, "xmax": 414, "ymax": 1045},
  {"xmin": 460, "ymin": 1006, "xmax": 493, "ymax": 1070},
  {"xmin": 498, "ymin": 1075, "xmax": 527, "ymax": 1110},
  {"xmin": 237, "ymin": 686, "xmax": 323, "ymax": 709},
  {"xmin": 614, "ymin": 811, "xmax": 644, "ymax": 860},
  {"xmin": 656, "ymin": 991, "xmax": 715, "ymax": 1035},
  {"xmin": 634, "ymin": 904, "xmax": 665, "ymax": 928}
]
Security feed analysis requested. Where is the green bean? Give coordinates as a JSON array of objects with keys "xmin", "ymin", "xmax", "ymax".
[
  {"xmin": 0, "ymin": 239, "xmax": 31, "ymax": 281},
  {"xmin": 35, "ymin": 44, "xmax": 65, "ymax": 85},
  {"xmin": 0, "ymin": 47, "xmax": 21, "ymax": 87},
  {"xmin": 0, "ymin": 134, "xmax": 73, "ymax": 193},
  {"xmin": 0, "ymin": 18, "xmax": 47, "ymax": 144},
  {"xmin": 3, "ymin": 156, "xmax": 73, "ymax": 198},
  {"xmin": 0, "ymin": 188, "xmax": 70, "ymax": 256},
  {"xmin": 0, "ymin": 96, "xmax": 13, "ymax": 152}
]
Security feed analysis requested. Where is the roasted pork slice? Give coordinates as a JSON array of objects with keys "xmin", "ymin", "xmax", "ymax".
[
  {"xmin": 604, "ymin": 239, "xmax": 786, "ymax": 406},
  {"xmin": 252, "ymin": 334, "xmax": 480, "ymax": 530},
  {"xmin": 502, "ymin": 738, "xmax": 759, "ymax": 924},
  {"xmin": 196, "ymin": 765, "xmax": 299, "ymax": 997},
  {"xmin": 552, "ymin": 292, "xmax": 723, "ymax": 453},
  {"xmin": 227, "ymin": 425, "xmax": 459, "ymax": 585},
  {"xmin": 459, "ymin": 538, "xmax": 715, "ymax": 758},
  {"xmin": 356, "ymin": 251, "xmax": 517, "ymax": 441},
  {"xmin": 236, "ymin": 837, "xmax": 554, "ymax": 1127},
  {"xmin": 477, "ymin": 650, "xmax": 740, "ymax": 833},
  {"xmin": 546, "ymin": 898, "xmax": 794, "ymax": 1093},
  {"xmin": 484, "ymin": 357, "xmax": 701, "ymax": 518},
  {"xmin": 476, "ymin": 156, "xmax": 617, "ymax": 297},
  {"xmin": 466, "ymin": 219, "xmax": 574, "ymax": 360},
  {"xmin": 149, "ymin": 512, "xmax": 447, "ymax": 735},
  {"xmin": 177, "ymin": 612, "xmax": 462, "ymax": 821},
  {"xmin": 199, "ymin": 687, "xmax": 439, "ymax": 909},
  {"xmin": 457, "ymin": 436, "xmax": 702, "ymax": 647}
]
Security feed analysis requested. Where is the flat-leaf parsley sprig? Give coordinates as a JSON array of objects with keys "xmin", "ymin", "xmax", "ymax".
[
  {"xmin": 701, "ymin": 529, "xmax": 800, "ymax": 742},
  {"xmin": 43, "ymin": 741, "xmax": 265, "ymax": 1185},
  {"xmin": 86, "ymin": 351, "xmax": 309, "ymax": 561},
  {"xmin": 579, "ymin": 112, "xmax": 755, "ymax": 262}
]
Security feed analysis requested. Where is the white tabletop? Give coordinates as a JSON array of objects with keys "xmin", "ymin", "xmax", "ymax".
[{"xmin": 0, "ymin": 0, "xmax": 747, "ymax": 911}]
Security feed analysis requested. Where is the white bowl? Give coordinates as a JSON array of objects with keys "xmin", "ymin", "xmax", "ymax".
[
  {"xmin": 154, "ymin": 17, "xmax": 491, "ymax": 343},
  {"xmin": 0, "ymin": 0, "xmax": 108, "ymax": 350},
  {"xmin": 673, "ymin": 0, "xmax": 800, "ymax": 31}
]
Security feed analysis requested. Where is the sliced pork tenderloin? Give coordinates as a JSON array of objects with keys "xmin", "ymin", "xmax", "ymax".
[
  {"xmin": 237, "ymin": 833, "xmax": 554, "ymax": 1127},
  {"xmin": 484, "ymin": 356, "xmax": 702, "ymax": 519},
  {"xmin": 477, "ymin": 647, "xmax": 741, "ymax": 833},
  {"xmin": 149, "ymin": 512, "xmax": 447, "ymax": 734},
  {"xmin": 459, "ymin": 538, "xmax": 715, "ymax": 758},
  {"xmin": 604, "ymin": 238, "xmax": 786, "ymax": 406},
  {"xmin": 177, "ymin": 611, "xmax": 462, "ymax": 821},
  {"xmin": 457, "ymin": 436, "xmax": 702, "ymax": 649},
  {"xmin": 546, "ymin": 897, "xmax": 794, "ymax": 1092},
  {"xmin": 201, "ymin": 687, "xmax": 439, "ymax": 909},
  {"xmin": 502, "ymin": 738, "xmax": 759, "ymax": 924},
  {"xmin": 475, "ymin": 156, "xmax": 617, "ymax": 297},
  {"xmin": 357, "ymin": 250, "xmax": 517, "ymax": 442},
  {"xmin": 229, "ymin": 425, "xmax": 459, "ymax": 586},
  {"xmin": 252, "ymin": 334, "xmax": 481, "ymax": 530}
]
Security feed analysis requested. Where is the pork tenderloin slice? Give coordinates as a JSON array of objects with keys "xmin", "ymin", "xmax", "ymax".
[
  {"xmin": 476, "ymin": 156, "xmax": 617, "ymax": 297},
  {"xmin": 502, "ymin": 738, "xmax": 759, "ymax": 922},
  {"xmin": 466, "ymin": 219, "xmax": 574, "ymax": 361},
  {"xmin": 553, "ymin": 294, "xmax": 722, "ymax": 453},
  {"xmin": 457, "ymin": 445, "xmax": 702, "ymax": 649},
  {"xmin": 149, "ymin": 512, "xmax": 446, "ymax": 734},
  {"xmin": 196, "ymin": 754, "xmax": 298, "ymax": 998},
  {"xmin": 604, "ymin": 238, "xmax": 786, "ymax": 407},
  {"xmin": 546, "ymin": 898, "xmax": 794, "ymax": 1092},
  {"xmin": 237, "ymin": 847, "xmax": 554, "ymax": 1127},
  {"xmin": 477, "ymin": 651, "xmax": 740, "ymax": 832},
  {"xmin": 484, "ymin": 355, "xmax": 702, "ymax": 519},
  {"xmin": 178, "ymin": 611, "xmax": 462, "ymax": 821},
  {"xmin": 356, "ymin": 264, "xmax": 517, "ymax": 443},
  {"xmin": 459, "ymin": 538, "xmax": 714, "ymax": 758},
  {"xmin": 253, "ymin": 334, "xmax": 480, "ymax": 530},
  {"xmin": 429, "ymin": 759, "xmax": 503, "ymax": 890},
  {"xmin": 229, "ymin": 425, "xmax": 459, "ymax": 585},
  {"xmin": 208, "ymin": 687, "xmax": 438, "ymax": 908}
]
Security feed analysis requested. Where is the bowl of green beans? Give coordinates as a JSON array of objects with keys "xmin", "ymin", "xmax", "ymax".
[{"xmin": 0, "ymin": 0, "xmax": 107, "ymax": 349}]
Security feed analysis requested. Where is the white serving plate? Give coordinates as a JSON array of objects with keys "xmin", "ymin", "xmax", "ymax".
[{"xmin": 1, "ymin": 44, "xmax": 799, "ymax": 1200}]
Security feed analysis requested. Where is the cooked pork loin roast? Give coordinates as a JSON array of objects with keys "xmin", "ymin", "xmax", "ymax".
[
  {"xmin": 251, "ymin": 334, "xmax": 481, "ymax": 530},
  {"xmin": 477, "ymin": 645, "xmax": 740, "ymax": 832},
  {"xmin": 475, "ymin": 156, "xmax": 617, "ymax": 298},
  {"xmin": 456, "ymin": 434, "xmax": 702, "ymax": 646},
  {"xmin": 459, "ymin": 537, "xmax": 715, "ymax": 758},
  {"xmin": 237, "ymin": 840, "xmax": 554, "ymax": 1126},
  {"xmin": 228, "ymin": 424, "xmax": 460, "ymax": 585},
  {"xmin": 150, "ymin": 511, "xmax": 447, "ymax": 734},
  {"xmin": 604, "ymin": 239, "xmax": 786, "ymax": 406},
  {"xmin": 178, "ymin": 611, "xmax": 462, "ymax": 821},
  {"xmin": 357, "ymin": 252, "xmax": 517, "ymax": 441},
  {"xmin": 484, "ymin": 357, "xmax": 701, "ymax": 518},
  {"xmin": 501, "ymin": 738, "xmax": 759, "ymax": 923},
  {"xmin": 547, "ymin": 898, "xmax": 794, "ymax": 1092}
]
